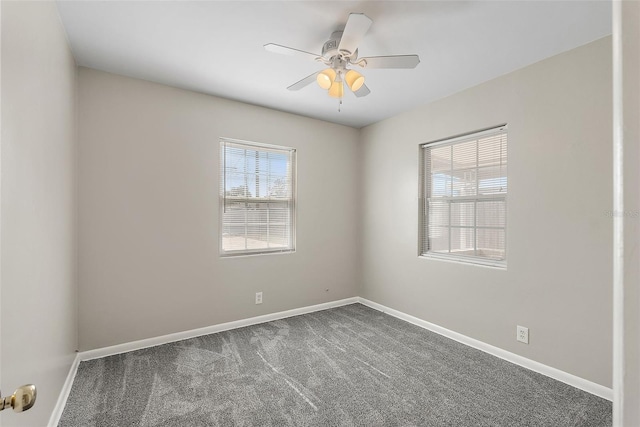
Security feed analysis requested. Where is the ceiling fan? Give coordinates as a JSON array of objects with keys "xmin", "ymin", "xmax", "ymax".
[{"xmin": 264, "ymin": 12, "xmax": 420, "ymax": 102}]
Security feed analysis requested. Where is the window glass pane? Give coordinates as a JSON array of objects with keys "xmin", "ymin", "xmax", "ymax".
[
  {"xmin": 430, "ymin": 146, "xmax": 452, "ymax": 197},
  {"xmin": 452, "ymin": 140, "xmax": 477, "ymax": 170},
  {"xmin": 220, "ymin": 140, "xmax": 295, "ymax": 256},
  {"xmin": 421, "ymin": 127, "xmax": 507, "ymax": 266},
  {"xmin": 268, "ymin": 224, "xmax": 289, "ymax": 248},
  {"xmin": 450, "ymin": 227, "xmax": 475, "ymax": 256},
  {"xmin": 476, "ymin": 200, "xmax": 506, "ymax": 228},
  {"xmin": 246, "ymin": 223, "xmax": 269, "ymax": 249},
  {"xmin": 476, "ymin": 229, "xmax": 505, "ymax": 260},
  {"xmin": 451, "ymin": 201, "xmax": 475, "ymax": 227},
  {"xmin": 478, "ymin": 135, "xmax": 507, "ymax": 167},
  {"xmin": 478, "ymin": 166, "xmax": 507, "ymax": 195},
  {"xmin": 452, "ymin": 140, "xmax": 477, "ymax": 197},
  {"xmin": 268, "ymin": 176, "xmax": 290, "ymax": 199},
  {"xmin": 431, "ymin": 173, "xmax": 452, "ymax": 197},
  {"xmin": 428, "ymin": 200, "xmax": 449, "ymax": 227},
  {"xmin": 428, "ymin": 226, "xmax": 449, "ymax": 253},
  {"xmin": 452, "ymin": 169, "xmax": 477, "ymax": 197},
  {"xmin": 430, "ymin": 145, "xmax": 451, "ymax": 173}
]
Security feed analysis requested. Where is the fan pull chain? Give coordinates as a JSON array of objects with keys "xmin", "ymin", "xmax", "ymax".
[{"xmin": 338, "ymin": 98, "xmax": 342, "ymax": 112}]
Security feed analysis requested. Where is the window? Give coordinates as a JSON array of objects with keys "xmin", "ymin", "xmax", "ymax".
[
  {"xmin": 419, "ymin": 126, "xmax": 507, "ymax": 267},
  {"xmin": 220, "ymin": 138, "xmax": 296, "ymax": 257}
]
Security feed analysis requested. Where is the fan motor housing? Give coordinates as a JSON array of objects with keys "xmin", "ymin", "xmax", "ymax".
[{"xmin": 322, "ymin": 31, "xmax": 357, "ymax": 60}]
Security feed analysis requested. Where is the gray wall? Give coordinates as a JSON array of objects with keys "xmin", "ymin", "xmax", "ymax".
[
  {"xmin": 359, "ymin": 37, "xmax": 612, "ymax": 387},
  {"xmin": 0, "ymin": 1, "xmax": 78, "ymax": 426},
  {"xmin": 77, "ymin": 68, "xmax": 361, "ymax": 351}
]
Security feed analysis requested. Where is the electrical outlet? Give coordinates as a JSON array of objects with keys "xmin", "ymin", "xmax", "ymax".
[
  {"xmin": 255, "ymin": 292, "xmax": 263, "ymax": 305},
  {"xmin": 517, "ymin": 325, "xmax": 529, "ymax": 344}
]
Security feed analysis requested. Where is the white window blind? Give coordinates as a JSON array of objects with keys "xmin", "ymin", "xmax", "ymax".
[
  {"xmin": 220, "ymin": 138, "xmax": 296, "ymax": 257},
  {"xmin": 420, "ymin": 126, "xmax": 507, "ymax": 267}
]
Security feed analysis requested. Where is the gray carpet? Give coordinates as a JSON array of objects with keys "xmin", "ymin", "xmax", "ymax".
[{"xmin": 59, "ymin": 304, "xmax": 612, "ymax": 426}]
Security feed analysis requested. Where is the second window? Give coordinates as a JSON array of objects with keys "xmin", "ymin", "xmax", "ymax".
[{"xmin": 420, "ymin": 126, "xmax": 508, "ymax": 267}]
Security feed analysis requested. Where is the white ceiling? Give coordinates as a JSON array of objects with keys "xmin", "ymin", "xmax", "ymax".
[{"xmin": 56, "ymin": 1, "xmax": 611, "ymax": 128}]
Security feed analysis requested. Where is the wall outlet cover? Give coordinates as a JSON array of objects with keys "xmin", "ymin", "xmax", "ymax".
[{"xmin": 517, "ymin": 325, "xmax": 529, "ymax": 344}]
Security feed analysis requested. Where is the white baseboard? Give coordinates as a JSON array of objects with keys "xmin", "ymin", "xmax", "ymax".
[
  {"xmin": 48, "ymin": 352, "xmax": 81, "ymax": 427},
  {"xmin": 79, "ymin": 297, "xmax": 359, "ymax": 361},
  {"xmin": 49, "ymin": 297, "xmax": 358, "ymax": 424},
  {"xmin": 51, "ymin": 295, "xmax": 612, "ymax": 424},
  {"xmin": 357, "ymin": 297, "xmax": 613, "ymax": 401}
]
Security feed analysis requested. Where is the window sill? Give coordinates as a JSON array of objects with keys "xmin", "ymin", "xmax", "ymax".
[
  {"xmin": 220, "ymin": 249, "xmax": 296, "ymax": 258},
  {"xmin": 419, "ymin": 253, "xmax": 507, "ymax": 270}
]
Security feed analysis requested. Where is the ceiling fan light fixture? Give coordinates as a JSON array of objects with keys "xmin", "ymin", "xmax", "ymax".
[
  {"xmin": 316, "ymin": 68, "xmax": 336, "ymax": 90},
  {"xmin": 345, "ymin": 69, "xmax": 365, "ymax": 92},
  {"xmin": 266, "ymin": 12, "xmax": 420, "ymax": 103},
  {"xmin": 328, "ymin": 80, "xmax": 344, "ymax": 98}
]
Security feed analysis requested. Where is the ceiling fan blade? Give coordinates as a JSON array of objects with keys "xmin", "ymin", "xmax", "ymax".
[
  {"xmin": 358, "ymin": 55, "xmax": 420, "ymax": 69},
  {"xmin": 354, "ymin": 84, "xmax": 371, "ymax": 98},
  {"xmin": 338, "ymin": 13, "xmax": 373, "ymax": 56},
  {"xmin": 287, "ymin": 72, "xmax": 320, "ymax": 91},
  {"xmin": 264, "ymin": 43, "xmax": 321, "ymax": 61}
]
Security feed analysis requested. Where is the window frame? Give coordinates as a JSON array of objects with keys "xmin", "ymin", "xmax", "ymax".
[
  {"xmin": 219, "ymin": 137, "xmax": 297, "ymax": 258},
  {"xmin": 418, "ymin": 125, "xmax": 508, "ymax": 268}
]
